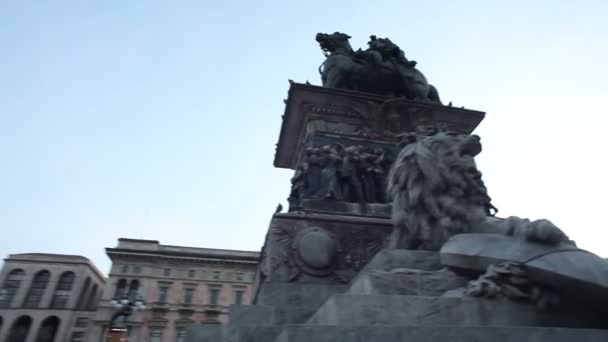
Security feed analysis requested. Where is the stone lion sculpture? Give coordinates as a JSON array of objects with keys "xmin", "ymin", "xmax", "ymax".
[{"xmin": 386, "ymin": 129, "xmax": 572, "ymax": 250}]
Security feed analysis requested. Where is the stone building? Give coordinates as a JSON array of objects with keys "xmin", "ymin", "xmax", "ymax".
[
  {"xmin": 89, "ymin": 238, "xmax": 259, "ymax": 342},
  {"xmin": 0, "ymin": 253, "xmax": 105, "ymax": 342}
]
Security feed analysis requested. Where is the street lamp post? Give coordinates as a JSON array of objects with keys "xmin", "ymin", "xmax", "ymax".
[{"xmin": 106, "ymin": 296, "xmax": 146, "ymax": 342}]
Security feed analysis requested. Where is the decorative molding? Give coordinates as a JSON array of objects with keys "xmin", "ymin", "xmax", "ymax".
[
  {"xmin": 107, "ymin": 251, "xmax": 258, "ymax": 267},
  {"xmin": 274, "ymin": 83, "xmax": 485, "ymax": 170}
]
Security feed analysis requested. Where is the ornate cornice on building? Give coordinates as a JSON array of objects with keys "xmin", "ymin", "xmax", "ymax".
[
  {"xmin": 105, "ymin": 238, "xmax": 260, "ymax": 269},
  {"xmin": 115, "ymin": 238, "xmax": 260, "ymax": 257},
  {"xmin": 106, "ymin": 250, "xmax": 258, "ymax": 269}
]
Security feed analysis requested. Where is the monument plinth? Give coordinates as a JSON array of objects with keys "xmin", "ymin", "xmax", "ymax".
[{"xmin": 186, "ymin": 32, "xmax": 608, "ymax": 342}]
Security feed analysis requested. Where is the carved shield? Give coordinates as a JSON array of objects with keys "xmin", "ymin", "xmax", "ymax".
[{"xmin": 293, "ymin": 227, "xmax": 338, "ymax": 276}]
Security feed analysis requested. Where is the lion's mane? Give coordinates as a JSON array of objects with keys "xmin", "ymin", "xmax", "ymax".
[{"xmin": 387, "ymin": 131, "xmax": 496, "ymax": 250}]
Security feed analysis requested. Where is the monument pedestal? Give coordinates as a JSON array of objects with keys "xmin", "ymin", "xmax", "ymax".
[
  {"xmin": 185, "ymin": 69, "xmax": 607, "ymax": 340},
  {"xmin": 245, "ymin": 83, "xmax": 485, "ymax": 331},
  {"xmin": 186, "ymin": 249, "xmax": 608, "ymax": 342},
  {"xmin": 186, "ymin": 82, "xmax": 486, "ymax": 341}
]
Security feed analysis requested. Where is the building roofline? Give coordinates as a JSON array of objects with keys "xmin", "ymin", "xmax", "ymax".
[
  {"xmin": 5, "ymin": 253, "xmax": 106, "ymax": 281},
  {"xmin": 118, "ymin": 238, "xmax": 159, "ymax": 244},
  {"xmin": 105, "ymin": 248, "xmax": 260, "ymax": 264},
  {"xmin": 8, "ymin": 252, "xmax": 91, "ymax": 259},
  {"xmin": 158, "ymin": 244, "xmax": 260, "ymax": 255},
  {"xmin": 115, "ymin": 237, "xmax": 259, "ymax": 255}
]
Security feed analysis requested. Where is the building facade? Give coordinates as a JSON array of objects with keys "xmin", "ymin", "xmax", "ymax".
[
  {"xmin": 0, "ymin": 253, "xmax": 106, "ymax": 342},
  {"xmin": 89, "ymin": 238, "xmax": 260, "ymax": 342}
]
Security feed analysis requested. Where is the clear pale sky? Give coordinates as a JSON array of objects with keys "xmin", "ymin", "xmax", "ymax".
[{"xmin": 1, "ymin": 1, "xmax": 607, "ymax": 274}]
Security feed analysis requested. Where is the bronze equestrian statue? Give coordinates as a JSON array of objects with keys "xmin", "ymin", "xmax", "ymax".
[{"xmin": 316, "ymin": 32, "xmax": 441, "ymax": 103}]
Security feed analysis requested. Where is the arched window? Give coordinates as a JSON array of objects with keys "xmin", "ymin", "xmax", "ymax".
[
  {"xmin": 114, "ymin": 279, "xmax": 127, "ymax": 299},
  {"xmin": 76, "ymin": 277, "xmax": 91, "ymax": 310},
  {"xmin": 85, "ymin": 284, "xmax": 99, "ymax": 310},
  {"xmin": 0, "ymin": 269, "xmax": 25, "ymax": 308},
  {"xmin": 127, "ymin": 280, "xmax": 139, "ymax": 299},
  {"xmin": 7, "ymin": 315, "xmax": 32, "ymax": 342},
  {"xmin": 50, "ymin": 272, "xmax": 75, "ymax": 309},
  {"xmin": 23, "ymin": 270, "xmax": 51, "ymax": 308},
  {"xmin": 34, "ymin": 316, "xmax": 60, "ymax": 342}
]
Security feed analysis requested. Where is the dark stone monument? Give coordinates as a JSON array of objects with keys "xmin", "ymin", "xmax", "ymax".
[{"xmin": 186, "ymin": 33, "xmax": 608, "ymax": 342}]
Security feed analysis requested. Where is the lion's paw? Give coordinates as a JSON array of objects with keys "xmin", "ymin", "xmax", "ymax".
[{"xmin": 525, "ymin": 219, "xmax": 570, "ymax": 245}]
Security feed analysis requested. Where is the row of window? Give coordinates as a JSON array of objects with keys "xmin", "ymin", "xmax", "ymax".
[
  {"xmin": 118, "ymin": 265, "xmax": 247, "ymax": 281},
  {"xmin": 157, "ymin": 284, "xmax": 245, "ymax": 305},
  {"xmin": 112, "ymin": 276, "xmax": 246, "ymax": 306},
  {"xmin": 0, "ymin": 269, "xmax": 98, "ymax": 310}
]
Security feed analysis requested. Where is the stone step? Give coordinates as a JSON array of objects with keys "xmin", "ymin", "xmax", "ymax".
[
  {"xmin": 184, "ymin": 323, "xmax": 283, "ymax": 342},
  {"xmin": 223, "ymin": 304, "xmax": 320, "ymax": 342},
  {"xmin": 235, "ymin": 325, "xmax": 283, "ymax": 342},
  {"xmin": 274, "ymin": 324, "xmax": 608, "ymax": 342},
  {"xmin": 229, "ymin": 305, "xmax": 277, "ymax": 325},
  {"xmin": 307, "ymin": 294, "xmax": 606, "ymax": 329},
  {"xmin": 255, "ymin": 282, "xmax": 348, "ymax": 324},
  {"xmin": 186, "ymin": 302, "xmax": 321, "ymax": 342},
  {"xmin": 184, "ymin": 323, "xmax": 222, "ymax": 342},
  {"xmin": 224, "ymin": 305, "xmax": 314, "ymax": 342},
  {"xmin": 228, "ymin": 300, "xmax": 335, "ymax": 326},
  {"xmin": 223, "ymin": 305, "xmax": 277, "ymax": 342}
]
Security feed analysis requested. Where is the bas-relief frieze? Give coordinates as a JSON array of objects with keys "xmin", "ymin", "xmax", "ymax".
[{"xmin": 288, "ymin": 142, "xmax": 394, "ymax": 209}]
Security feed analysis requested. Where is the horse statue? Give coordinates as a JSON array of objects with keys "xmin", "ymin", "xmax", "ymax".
[
  {"xmin": 315, "ymin": 32, "xmax": 362, "ymax": 89},
  {"xmin": 315, "ymin": 32, "xmax": 441, "ymax": 103}
]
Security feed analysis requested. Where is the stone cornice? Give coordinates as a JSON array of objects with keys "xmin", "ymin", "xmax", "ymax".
[
  {"xmin": 274, "ymin": 82, "xmax": 485, "ymax": 169},
  {"xmin": 105, "ymin": 248, "xmax": 259, "ymax": 267},
  {"xmin": 271, "ymin": 212, "xmax": 392, "ymax": 226}
]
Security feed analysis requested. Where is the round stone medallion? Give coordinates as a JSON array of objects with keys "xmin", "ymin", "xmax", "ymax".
[{"xmin": 293, "ymin": 227, "xmax": 338, "ymax": 276}]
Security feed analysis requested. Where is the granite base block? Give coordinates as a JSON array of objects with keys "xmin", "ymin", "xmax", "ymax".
[
  {"xmin": 306, "ymin": 294, "xmax": 606, "ymax": 329},
  {"xmin": 361, "ymin": 249, "xmax": 442, "ymax": 271},
  {"xmin": 228, "ymin": 305, "xmax": 276, "ymax": 325},
  {"xmin": 235, "ymin": 326, "xmax": 283, "ymax": 342},
  {"xmin": 224, "ymin": 305, "xmax": 276, "ymax": 342},
  {"xmin": 184, "ymin": 323, "xmax": 223, "ymax": 342},
  {"xmin": 275, "ymin": 325, "xmax": 608, "ymax": 342},
  {"xmin": 348, "ymin": 249, "xmax": 468, "ymax": 296},
  {"xmin": 348, "ymin": 267, "xmax": 469, "ymax": 296},
  {"xmin": 256, "ymin": 282, "xmax": 348, "ymax": 324}
]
